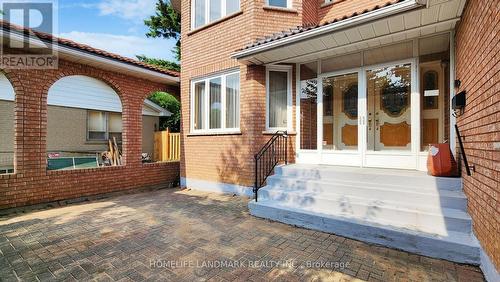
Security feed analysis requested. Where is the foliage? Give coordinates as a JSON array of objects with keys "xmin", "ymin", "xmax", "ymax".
[
  {"xmin": 136, "ymin": 55, "xmax": 180, "ymax": 72},
  {"xmin": 148, "ymin": 91, "xmax": 180, "ymax": 132},
  {"xmin": 144, "ymin": 0, "xmax": 181, "ymax": 61}
]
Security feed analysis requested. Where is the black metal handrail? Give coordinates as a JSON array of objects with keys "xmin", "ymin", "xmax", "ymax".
[
  {"xmin": 455, "ymin": 124, "xmax": 471, "ymax": 176},
  {"xmin": 254, "ymin": 131, "xmax": 288, "ymax": 201}
]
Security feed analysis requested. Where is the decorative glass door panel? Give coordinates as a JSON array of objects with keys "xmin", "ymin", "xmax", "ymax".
[
  {"xmin": 322, "ymin": 72, "xmax": 359, "ymax": 151},
  {"xmin": 366, "ymin": 64, "xmax": 412, "ymax": 151}
]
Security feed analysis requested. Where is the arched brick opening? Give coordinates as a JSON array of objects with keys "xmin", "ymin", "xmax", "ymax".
[
  {"xmin": 0, "ymin": 71, "xmax": 19, "ymax": 174},
  {"xmin": 140, "ymin": 88, "xmax": 180, "ymax": 164},
  {"xmin": 45, "ymin": 74, "xmax": 125, "ymax": 170}
]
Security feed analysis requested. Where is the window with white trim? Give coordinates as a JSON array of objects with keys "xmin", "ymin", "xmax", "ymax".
[
  {"xmin": 192, "ymin": 0, "xmax": 240, "ymax": 29},
  {"xmin": 267, "ymin": 0, "xmax": 291, "ymax": 8},
  {"xmin": 191, "ymin": 71, "xmax": 240, "ymax": 133},
  {"xmin": 87, "ymin": 110, "xmax": 122, "ymax": 142},
  {"xmin": 266, "ymin": 66, "xmax": 291, "ymax": 130}
]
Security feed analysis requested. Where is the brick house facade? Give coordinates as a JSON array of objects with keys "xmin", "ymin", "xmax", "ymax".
[
  {"xmin": 176, "ymin": 0, "xmax": 498, "ymax": 278},
  {"xmin": 454, "ymin": 0, "xmax": 499, "ymax": 274},
  {"xmin": 0, "ymin": 26, "xmax": 181, "ymax": 210}
]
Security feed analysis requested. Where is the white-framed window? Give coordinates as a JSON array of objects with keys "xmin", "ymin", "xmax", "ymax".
[
  {"xmin": 266, "ymin": 0, "xmax": 292, "ymax": 8},
  {"xmin": 266, "ymin": 65, "xmax": 292, "ymax": 131},
  {"xmin": 190, "ymin": 70, "xmax": 240, "ymax": 133},
  {"xmin": 191, "ymin": 0, "xmax": 240, "ymax": 29},
  {"xmin": 87, "ymin": 110, "xmax": 122, "ymax": 142}
]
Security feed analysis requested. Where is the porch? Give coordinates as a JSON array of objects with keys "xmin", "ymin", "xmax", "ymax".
[
  {"xmin": 249, "ymin": 164, "xmax": 480, "ymax": 264},
  {"xmin": 235, "ymin": 0, "xmax": 465, "ymax": 172}
]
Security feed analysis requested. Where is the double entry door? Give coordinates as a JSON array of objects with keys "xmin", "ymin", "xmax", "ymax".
[{"xmin": 317, "ymin": 60, "xmax": 417, "ymax": 169}]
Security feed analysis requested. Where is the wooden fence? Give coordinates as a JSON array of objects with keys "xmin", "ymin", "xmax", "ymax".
[{"xmin": 154, "ymin": 130, "xmax": 181, "ymax": 161}]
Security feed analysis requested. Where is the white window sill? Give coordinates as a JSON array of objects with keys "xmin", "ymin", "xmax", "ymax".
[
  {"xmin": 188, "ymin": 130, "xmax": 242, "ymax": 137},
  {"xmin": 188, "ymin": 11, "xmax": 243, "ymax": 36},
  {"xmin": 262, "ymin": 130, "xmax": 296, "ymax": 135},
  {"xmin": 321, "ymin": 1, "xmax": 336, "ymax": 8},
  {"xmin": 263, "ymin": 6, "xmax": 297, "ymax": 13}
]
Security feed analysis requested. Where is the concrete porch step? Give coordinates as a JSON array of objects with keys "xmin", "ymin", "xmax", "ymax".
[
  {"xmin": 276, "ymin": 165, "xmax": 462, "ymax": 191},
  {"xmin": 249, "ymin": 200, "xmax": 480, "ymax": 265},
  {"xmin": 266, "ymin": 175, "xmax": 468, "ymax": 211},
  {"xmin": 258, "ymin": 186, "xmax": 471, "ymax": 235}
]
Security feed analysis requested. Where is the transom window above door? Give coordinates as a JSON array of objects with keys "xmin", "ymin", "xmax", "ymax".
[{"xmin": 192, "ymin": 0, "xmax": 240, "ymax": 29}]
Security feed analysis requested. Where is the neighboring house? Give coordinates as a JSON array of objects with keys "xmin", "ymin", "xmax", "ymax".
[
  {"xmin": 174, "ymin": 0, "xmax": 498, "ymax": 280},
  {"xmin": 0, "ymin": 20, "xmax": 180, "ymax": 208},
  {"xmin": 0, "ymin": 74, "xmax": 171, "ymax": 170}
]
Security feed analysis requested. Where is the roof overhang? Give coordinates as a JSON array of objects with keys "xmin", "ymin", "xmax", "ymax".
[
  {"xmin": 144, "ymin": 99, "xmax": 172, "ymax": 117},
  {"xmin": 2, "ymin": 31, "xmax": 180, "ymax": 85},
  {"xmin": 233, "ymin": 0, "xmax": 466, "ymax": 65}
]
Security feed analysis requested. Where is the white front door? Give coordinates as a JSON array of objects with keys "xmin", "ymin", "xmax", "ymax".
[
  {"xmin": 298, "ymin": 59, "xmax": 420, "ymax": 169},
  {"xmin": 362, "ymin": 61, "xmax": 418, "ymax": 169},
  {"xmin": 317, "ymin": 69, "xmax": 362, "ymax": 166},
  {"xmin": 314, "ymin": 60, "xmax": 419, "ymax": 169}
]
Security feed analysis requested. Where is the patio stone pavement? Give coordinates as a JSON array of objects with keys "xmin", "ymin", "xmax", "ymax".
[{"xmin": 0, "ymin": 188, "xmax": 485, "ymax": 281}]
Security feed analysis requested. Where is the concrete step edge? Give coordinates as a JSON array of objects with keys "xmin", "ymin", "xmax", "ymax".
[
  {"xmin": 258, "ymin": 187, "xmax": 471, "ymax": 220},
  {"xmin": 267, "ymin": 175, "xmax": 466, "ymax": 198},
  {"xmin": 248, "ymin": 200, "xmax": 480, "ymax": 265}
]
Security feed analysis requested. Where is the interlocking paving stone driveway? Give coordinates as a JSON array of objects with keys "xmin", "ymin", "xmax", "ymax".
[{"xmin": 0, "ymin": 188, "xmax": 485, "ymax": 282}]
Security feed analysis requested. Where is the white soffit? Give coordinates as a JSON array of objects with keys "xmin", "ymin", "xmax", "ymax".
[{"xmin": 238, "ymin": 0, "xmax": 465, "ymax": 65}]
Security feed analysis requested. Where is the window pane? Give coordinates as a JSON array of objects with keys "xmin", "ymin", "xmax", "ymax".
[
  {"xmin": 226, "ymin": 73, "xmax": 240, "ymax": 128},
  {"xmin": 88, "ymin": 111, "xmax": 106, "ymax": 132},
  {"xmin": 226, "ymin": 0, "xmax": 239, "ymax": 14},
  {"xmin": 366, "ymin": 64, "xmax": 411, "ymax": 151},
  {"xmin": 209, "ymin": 77, "xmax": 222, "ymax": 129},
  {"xmin": 210, "ymin": 0, "xmax": 221, "ymax": 22},
  {"xmin": 195, "ymin": 0, "xmax": 206, "ymax": 28},
  {"xmin": 108, "ymin": 112, "xmax": 122, "ymax": 133},
  {"xmin": 109, "ymin": 132, "xmax": 122, "ymax": 143},
  {"xmin": 300, "ymin": 79, "xmax": 317, "ymax": 150},
  {"xmin": 268, "ymin": 71, "xmax": 288, "ymax": 128},
  {"xmin": 322, "ymin": 73, "xmax": 358, "ymax": 151},
  {"xmin": 194, "ymin": 81, "xmax": 205, "ymax": 130},
  {"xmin": 363, "ymin": 41, "xmax": 413, "ymax": 66},
  {"xmin": 321, "ymin": 53, "xmax": 361, "ymax": 73},
  {"xmin": 88, "ymin": 132, "xmax": 106, "ymax": 140},
  {"xmin": 268, "ymin": 0, "xmax": 287, "ymax": 7}
]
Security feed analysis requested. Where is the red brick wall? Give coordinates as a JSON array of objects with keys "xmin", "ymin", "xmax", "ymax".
[
  {"xmin": 455, "ymin": 0, "xmax": 499, "ymax": 270},
  {"xmin": 180, "ymin": 0, "xmax": 300, "ymax": 188},
  {"xmin": 0, "ymin": 58, "xmax": 180, "ymax": 209}
]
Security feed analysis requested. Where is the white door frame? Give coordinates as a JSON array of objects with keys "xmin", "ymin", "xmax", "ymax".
[
  {"xmin": 296, "ymin": 58, "xmax": 420, "ymax": 169},
  {"xmin": 316, "ymin": 68, "xmax": 363, "ymax": 166},
  {"xmin": 361, "ymin": 58, "xmax": 419, "ymax": 169}
]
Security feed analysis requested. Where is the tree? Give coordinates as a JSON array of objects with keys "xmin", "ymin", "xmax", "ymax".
[
  {"xmin": 144, "ymin": 0, "xmax": 181, "ymax": 61},
  {"xmin": 136, "ymin": 55, "xmax": 180, "ymax": 72},
  {"xmin": 148, "ymin": 91, "xmax": 181, "ymax": 132}
]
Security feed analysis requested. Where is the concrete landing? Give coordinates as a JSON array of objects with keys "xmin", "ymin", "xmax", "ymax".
[{"xmin": 249, "ymin": 164, "xmax": 480, "ymax": 264}]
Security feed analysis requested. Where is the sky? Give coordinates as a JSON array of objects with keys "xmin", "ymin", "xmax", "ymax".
[{"xmin": 2, "ymin": 0, "xmax": 178, "ymax": 61}]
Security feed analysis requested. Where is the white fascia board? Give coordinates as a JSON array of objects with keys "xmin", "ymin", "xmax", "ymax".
[
  {"xmin": 144, "ymin": 99, "xmax": 172, "ymax": 116},
  {"xmin": 56, "ymin": 45, "xmax": 180, "ymax": 84},
  {"xmin": 233, "ymin": 0, "xmax": 424, "ymax": 59},
  {"xmin": 1, "ymin": 31, "xmax": 179, "ymax": 85}
]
